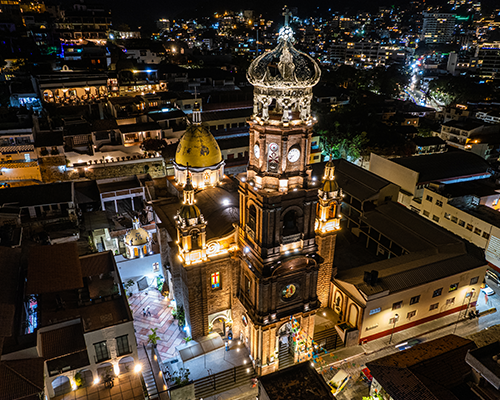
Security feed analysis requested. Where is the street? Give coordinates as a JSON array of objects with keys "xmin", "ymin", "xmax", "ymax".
[{"xmin": 327, "ymin": 277, "xmax": 500, "ymax": 400}]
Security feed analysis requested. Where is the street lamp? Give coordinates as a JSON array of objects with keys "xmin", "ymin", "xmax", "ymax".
[
  {"xmin": 454, "ymin": 288, "xmax": 475, "ymax": 333},
  {"xmin": 389, "ymin": 314, "xmax": 398, "ymax": 344}
]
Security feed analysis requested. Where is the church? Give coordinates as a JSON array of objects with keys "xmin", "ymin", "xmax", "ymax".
[{"xmin": 153, "ymin": 18, "xmax": 342, "ymax": 376}]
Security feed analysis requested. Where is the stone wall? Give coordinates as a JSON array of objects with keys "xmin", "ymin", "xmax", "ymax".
[
  {"xmin": 185, "ymin": 256, "xmax": 238, "ymax": 339},
  {"xmin": 315, "ymin": 232, "xmax": 337, "ymax": 307},
  {"xmin": 40, "ymin": 156, "xmax": 166, "ymax": 183}
]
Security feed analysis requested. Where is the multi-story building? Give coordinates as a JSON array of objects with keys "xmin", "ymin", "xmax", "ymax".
[
  {"xmin": 473, "ymin": 42, "xmax": 500, "ymax": 78},
  {"xmin": 0, "ymin": 117, "xmax": 41, "ymax": 183},
  {"xmin": 421, "ymin": 12, "xmax": 456, "ymax": 44},
  {"xmin": 369, "ymin": 150, "xmax": 492, "ymax": 208},
  {"xmin": 0, "ymin": 244, "xmax": 139, "ymax": 398},
  {"xmin": 439, "ymin": 119, "xmax": 499, "ymax": 146},
  {"xmin": 329, "ymin": 41, "xmax": 409, "ymax": 68}
]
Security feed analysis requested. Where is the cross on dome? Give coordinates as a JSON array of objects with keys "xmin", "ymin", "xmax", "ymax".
[
  {"xmin": 282, "ymin": 7, "xmax": 292, "ymax": 26},
  {"xmin": 279, "ymin": 7, "xmax": 294, "ymax": 42}
]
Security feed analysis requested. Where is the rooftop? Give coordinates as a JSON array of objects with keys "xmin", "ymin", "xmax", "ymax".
[
  {"xmin": 0, "ymin": 358, "xmax": 45, "ymax": 400},
  {"xmin": 466, "ymin": 341, "xmax": 500, "ymax": 390},
  {"xmin": 97, "ymin": 176, "xmax": 143, "ymax": 194},
  {"xmin": 437, "ymin": 178, "xmax": 500, "ymax": 199},
  {"xmin": 392, "ymin": 150, "xmax": 491, "ymax": 184},
  {"xmin": 154, "ymin": 177, "xmax": 239, "ymax": 241},
  {"xmin": 312, "ymin": 159, "xmax": 398, "ymax": 203},
  {"xmin": 259, "ymin": 362, "xmax": 334, "ymax": 400},
  {"xmin": 367, "ymin": 335, "xmax": 476, "ymax": 400},
  {"xmin": 0, "ymin": 182, "xmax": 74, "ymax": 207},
  {"xmin": 40, "ymin": 322, "xmax": 87, "ymax": 360},
  {"xmin": 335, "ymin": 203, "xmax": 485, "ymax": 296},
  {"xmin": 26, "ymin": 243, "xmax": 83, "ymax": 295},
  {"xmin": 118, "ymin": 121, "xmax": 161, "ymax": 134},
  {"xmin": 200, "ymin": 107, "xmax": 252, "ymax": 123},
  {"xmin": 442, "ymin": 119, "xmax": 486, "ymax": 131}
]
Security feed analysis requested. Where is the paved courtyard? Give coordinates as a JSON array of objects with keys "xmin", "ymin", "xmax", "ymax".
[{"xmin": 128, "ymin": 290, "xmax": 185, "ymax": 362}]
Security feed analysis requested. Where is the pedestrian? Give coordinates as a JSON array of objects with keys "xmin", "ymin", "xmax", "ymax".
[
  {"xmin": 147, "ymin": 306, "xmax": 152, "ymax": 317},
  {"xmin": 143, "ymin": 308, "xmax": 146, "ymax": 317}
]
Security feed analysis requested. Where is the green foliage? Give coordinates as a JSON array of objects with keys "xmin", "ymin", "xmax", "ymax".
[
  {"xmin": 172, "ymin": 367, "xmax": 190, "ymax": 387},
  {"xmin": 156, "ymin": 276, "xmax": 163, "ymax": 293},
  {"xmin": 184, "ymin": 336, "xmax": 192, "ymax": 343},
  {"xmin": 148, "ymin": 328, "xmax": 160, "ymax": 346},
  {"xmin": 177, "ymin": 306, "xmax": 186, "ymax": 327},
  {"xmin": 74, "ymin": 372, "xmax": 82, "ymax": 387},
  {"xmin": 123, "ymin": 279, "xmax": 134, "ymax": 291},
  {"xmin": 428, "ymin": 75, "xmax": 498, "ymax": 105}
]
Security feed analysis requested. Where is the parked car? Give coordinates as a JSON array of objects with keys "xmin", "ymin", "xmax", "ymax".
[
  {"xmin": 481, "ymin": 284, "xmax": 495, "ymax": 296},
  {"xmin": 395, "ymin": 338, "xmax": 421, "ymax": 351},
  {"xmin": 486, "ymin": 270, "xmax": 500, "ymax": 286}
]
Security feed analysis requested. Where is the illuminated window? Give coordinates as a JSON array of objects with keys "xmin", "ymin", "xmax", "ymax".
[{"xmin": 211, "ymin": 272, "xmax": 220, "ymax": 289}]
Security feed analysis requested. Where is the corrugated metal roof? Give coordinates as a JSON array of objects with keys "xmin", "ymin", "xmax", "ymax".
[{"xmin": 393, "ymin": 149, "xmax": 491, "ymax": 183}]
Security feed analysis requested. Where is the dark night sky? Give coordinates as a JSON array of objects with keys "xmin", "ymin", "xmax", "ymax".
[
  {"xmin": 101, "ymin": 0, "xmax": 498, "ymax": 30},
  {"xmin": 101, "ymin": 0, "xmax": 397, "ymax": 28}
]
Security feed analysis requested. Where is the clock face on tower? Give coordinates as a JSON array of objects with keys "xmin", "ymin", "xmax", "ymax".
[
  {"xmin": 287, "ymin": 148, "xmax": 300, "ymax": 163},
  {"xmin": 254, "ymin": 144, "xmax": 260, "ymax": 159}
]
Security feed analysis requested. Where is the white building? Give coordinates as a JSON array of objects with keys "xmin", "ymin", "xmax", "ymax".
[{"xmin": 0, "ymin": 244, "xmax": 140, "ymax": 398}]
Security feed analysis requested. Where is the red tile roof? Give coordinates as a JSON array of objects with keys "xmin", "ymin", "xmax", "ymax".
[
  {"xmin": 0, "ymin": 358, "xmax": 44, "ymax": 400},
  {"xmin": 40, "ymin": 322, "xmax": 87, "ymax": 360},
  {"xmin": 26, "ymin": 243, "xmax": 83, "ymax": 294},
  {"xmin": 80, "ymin": 251, "xmax": 114, "ymax": 277}
]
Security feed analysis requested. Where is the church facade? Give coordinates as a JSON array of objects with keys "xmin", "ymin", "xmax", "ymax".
[{"xmin": 154, "ymin": 20, "xmax": 341, "ymax": 375}]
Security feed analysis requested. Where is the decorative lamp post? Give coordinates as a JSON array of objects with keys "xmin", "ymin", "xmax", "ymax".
[{"xmin": 389, "ymin": 314, "xmax": 398, "ymax": 344}]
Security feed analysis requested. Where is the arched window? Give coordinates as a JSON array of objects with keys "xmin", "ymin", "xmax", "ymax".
[
  {"xmin": 191, "ymin": 230, "xmax": 201, "ymax": 250},
  {"xmin": 283, "ymin": 210, "xmax": 299, "ymax": 236},
  {"xmin": 329, "ymin": 203, "xmax": 337, "ymax": 219},
  {"xmin": 248, "ymin": 205, "xmax": 257, "ymax": 232}
]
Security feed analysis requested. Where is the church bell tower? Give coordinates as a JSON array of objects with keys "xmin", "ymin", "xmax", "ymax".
[{"xmin": 233, "ymin": 11, "xmax": 337, "ymax": 375}]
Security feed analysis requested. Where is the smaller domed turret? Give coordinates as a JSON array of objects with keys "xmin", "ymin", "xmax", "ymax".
[{"xmin": 315, "ymin": 160, "xmax": 343, "ymax": 233}]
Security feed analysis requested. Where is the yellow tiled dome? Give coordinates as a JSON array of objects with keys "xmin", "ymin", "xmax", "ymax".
[
  {"xmin": 175, "ymin": 124, "xmax": 222, "ymax": 168},
  {"xmin": 179, "ymin": 204, "xmax": 201, "ymax": 220},
  {"xmin": 322, "ymin": 179, "xmax": 339, "ymax": 193},
  {"xmin": 125, "ymin": 227, "xmax": 149, "ymax": 246}
]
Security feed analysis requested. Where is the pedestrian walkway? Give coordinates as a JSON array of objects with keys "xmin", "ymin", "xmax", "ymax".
[{"xmin": 128, "ymin": 290, "xmax": 185, "ymax": 362}]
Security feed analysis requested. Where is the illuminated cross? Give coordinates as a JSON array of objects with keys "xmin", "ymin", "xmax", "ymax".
[{"xmin": 282, "ymin": 7, "xmax": 292, "ymax": 26}]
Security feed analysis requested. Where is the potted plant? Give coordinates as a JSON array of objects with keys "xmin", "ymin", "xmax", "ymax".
[
  {"xmin": 148, "ymin": 328, "xmax": 160, "ymax": 347},
  {"xmin": 169, "ymin": 367, "xmax": 194, "ymax": 400}
]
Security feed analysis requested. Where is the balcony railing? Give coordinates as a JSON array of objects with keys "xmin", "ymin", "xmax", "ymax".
[{"xmin": 282, "ymin": 233, "xmax": 301, "ymax": 245}]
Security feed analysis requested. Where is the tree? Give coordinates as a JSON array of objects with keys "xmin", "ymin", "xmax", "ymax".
[
  {"xmin": 148, "ymin": 328, "xmax": 160, "ymax": 346},
  {"xmin": 318, "ymin": 122, "xmax": 368, "ymax": 162}
]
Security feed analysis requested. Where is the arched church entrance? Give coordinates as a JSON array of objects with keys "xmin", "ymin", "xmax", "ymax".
[
  {"xmin": 277, "ymin": 321, "xmax": 294, "ymax": 370},
  {"xmin": 212, "ymin": 317, "xmax": 226, "ymax": 337}
]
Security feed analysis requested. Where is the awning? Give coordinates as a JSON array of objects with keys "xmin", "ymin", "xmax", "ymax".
[{"xmin": 177, "ymin": 333, "xmax": 224, "ymax": 363}]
